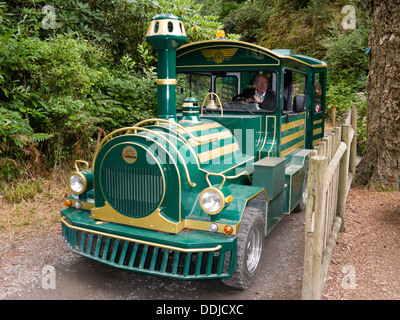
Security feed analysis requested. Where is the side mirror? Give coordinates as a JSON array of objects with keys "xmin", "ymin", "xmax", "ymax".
[{"xmin": 293, "ymin": 95, "xmax": 306, "ymax": 113}]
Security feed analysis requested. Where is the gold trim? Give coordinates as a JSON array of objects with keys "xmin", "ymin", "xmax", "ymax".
[
  {"xmin": 280, "ymin": 140, "xmax": 304, "ymax": 158},
  {"xmin": 177, "ymin": 42, "xmax": 280, "ymax": 66},
  {"xmin": 91, "ymin": 201, "xmax": 183, "ymax": 234},
  {"xmin": 281, "ymin": 118, "xmax": 305, "ymax": 132},
  {"xmin": 69, "ymin": 199, "xmax": 95, "ymax": 210},
  {"xmin": 205, "ymin": 173, "xmax": 226, "ymax": 188},
  {"xmin": 74, "ymin": 160, "xmax": 89, "ymax": 172},
  {"xmin": 157, "ymin": 79, "xmax": 177, "ymax": 85},
  {"xmin": 177, "ymin": 40, "xmax": 327, "ymax": 68},
  {"xmin": 313, "ymin": 128, "xmax": 322, "ymax": 135},
  {"xmin": 198, "ymin": 143, "xmax": 240, "ymax": 163},
  {"xmin": 92, "ymin": 126, "xmax": 196, "ymax": 188},
  {"xmin": 188, "ymin": 130, "xmax": 231, "ymax": 146},
  {"xmin": 281, "ymin": 129, "xmax": 305, "ymax": 145},
  {"xmin": 178, "ymin": 122, "xmax": 222, "ymax": 133},
  {"xmin": 61, "ymin": 217, "xmax": 222, "ymax": 253},
  {"xmin": 258, "ymin": 116, "xmax": 276, "ymax": 159}
]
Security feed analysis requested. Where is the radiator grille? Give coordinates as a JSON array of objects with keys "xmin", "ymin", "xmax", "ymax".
[
  {"xmin": 62, "ymin": 225, "xmax": 234, "ymax": 279},
  {"xmin": 101, "ymin": 164, "xmax": 164, "ymax": 218}
]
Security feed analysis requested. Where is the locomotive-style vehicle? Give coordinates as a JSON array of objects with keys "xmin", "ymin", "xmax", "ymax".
[{"xmin": 61, "ymin": 14, "xmax": 327, "ymax": 289}]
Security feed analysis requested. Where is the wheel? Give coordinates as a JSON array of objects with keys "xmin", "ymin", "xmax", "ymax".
[
  {"xmin": 222, "ymin": 207, "xmax": 264, "ymax": 290},
  {"xmin": 293, "ymin": 170, "xmax": 308, "ymax": 212}
]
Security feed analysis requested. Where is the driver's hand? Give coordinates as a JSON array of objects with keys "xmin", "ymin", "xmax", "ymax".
[
  {"xmin": 246, "ymin": 95, "xmax": 262, "ymax": 103},
  {"xmin": 253, "ymin": 95, "xmax": 262, "ymax": 103}
]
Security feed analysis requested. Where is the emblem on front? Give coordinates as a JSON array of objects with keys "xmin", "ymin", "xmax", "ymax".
[{"xmin": 122, "ymin": 146, "xmax": 137, "ymax": 164}]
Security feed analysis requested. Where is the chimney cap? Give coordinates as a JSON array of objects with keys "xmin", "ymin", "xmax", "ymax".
[
  {"xmin": 151, "ymin": 13, "xmax": 182, "ymax": 21},
  {"xmin": 146, "ymin": 14, "xmax": 187, "ymax": 41}
]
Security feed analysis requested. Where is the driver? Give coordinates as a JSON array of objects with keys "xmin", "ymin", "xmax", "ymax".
[{"xmin": 244, "ymin": 74, "xmax": 276, "ymax": 110}]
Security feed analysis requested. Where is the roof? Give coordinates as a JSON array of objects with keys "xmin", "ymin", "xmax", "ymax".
[{"xmin": 176, "ymin": 40, "xmax": 327, "ymax": 71}]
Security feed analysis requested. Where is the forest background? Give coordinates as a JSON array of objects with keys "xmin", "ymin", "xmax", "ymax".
[{"xmin": 0, "ymin": 0, "xmax": 369, "ymax": 184}]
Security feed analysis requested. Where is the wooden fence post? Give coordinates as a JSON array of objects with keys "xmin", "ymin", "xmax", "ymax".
[
  {"xmin": 302, "ymin": 156, "xmax": 328, "ymax": 300},
  {"xmin": 350, "ymin": 109, "xmax": 357, "ymax": 181},
  {"xmin": 337, "ymin": 125, "xmax": 351, "ymax": 232}
]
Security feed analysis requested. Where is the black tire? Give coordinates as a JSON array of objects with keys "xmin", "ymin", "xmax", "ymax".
[
  {"xmin": 222, "ymin": 207, "xmax": 265, "ymax": 290},
  {"xmin": 293, "ymin": 170, "xmax": 308, "ymax": 212}
]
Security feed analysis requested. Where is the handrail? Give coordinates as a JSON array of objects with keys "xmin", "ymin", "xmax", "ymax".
[{"xmin": 92, "ymin": 126, "xmax": 197, "ymax": 187}]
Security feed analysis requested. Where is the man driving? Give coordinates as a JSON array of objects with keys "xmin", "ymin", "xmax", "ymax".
[{"xmin": 244, "ymin": 74, "xmax": 276, "ymax": 110}]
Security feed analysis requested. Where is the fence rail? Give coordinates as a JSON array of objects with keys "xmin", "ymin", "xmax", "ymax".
[{"xmin": 302, "ymin": 109, "xmax": 357, "ymax": 300}]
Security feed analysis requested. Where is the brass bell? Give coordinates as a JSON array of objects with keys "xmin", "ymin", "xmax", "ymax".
[{"xmin": 206, "ymin": 98, "xmax": 219, "ymax": 110}]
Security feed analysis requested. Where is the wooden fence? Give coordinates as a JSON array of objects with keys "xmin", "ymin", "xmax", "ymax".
[{"xmin": 302, "ymin": 109, "xmax": 357, "ymax": 300}]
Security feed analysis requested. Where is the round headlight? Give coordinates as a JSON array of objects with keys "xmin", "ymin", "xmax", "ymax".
[
  {"xmin": 200, "ymin": 188, "xmax": 224, "ymax": 215},
  {"xmin": 69, "ymin": 174, "xmax": 85, "ymax": 194}
]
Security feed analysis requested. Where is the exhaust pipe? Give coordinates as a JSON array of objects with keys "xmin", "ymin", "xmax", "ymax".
[{"xmin": 146, "ymin": 14, "xmax": 187, "ymax": 122}]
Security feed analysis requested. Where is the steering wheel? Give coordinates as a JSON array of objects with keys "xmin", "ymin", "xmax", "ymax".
[{"xmin": 232, "ymin": 93, "xmax": 253, "ymax": 102}]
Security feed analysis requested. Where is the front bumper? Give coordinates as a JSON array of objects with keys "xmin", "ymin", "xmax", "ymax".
[{"xmin": 61, "ymin": 207, "xmax": 237, "ymax": 280}]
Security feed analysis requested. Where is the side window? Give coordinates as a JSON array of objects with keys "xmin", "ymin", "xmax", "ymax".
[
  {"xmin": 314, "ymin": 72, "xmax": 325, "ymax": 113},
  {"xmin": 176, "ymin": 73, "xmax": 211, "ymax": 106},
  {"xmin": 216, "ymin": 76, "xmax": 238, "ymax": 102},
  {"xmin": 282, "ymin": 69, "xmax": 307, "ymax": 113}
]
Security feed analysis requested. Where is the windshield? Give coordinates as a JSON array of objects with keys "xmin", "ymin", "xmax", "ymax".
[{"xmin": 177, "ymin": 70, "xmax": 278, "ymax": 111}]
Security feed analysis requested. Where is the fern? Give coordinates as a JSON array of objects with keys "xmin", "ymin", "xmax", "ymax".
[{"xmin": 29, "ymin": 133, "xmax": 53, "ymax": 143}]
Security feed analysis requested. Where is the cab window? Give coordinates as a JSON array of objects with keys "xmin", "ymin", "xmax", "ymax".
[{"xmin": 282, "ymin": 69, "xmax": 307, "ymax": 113}]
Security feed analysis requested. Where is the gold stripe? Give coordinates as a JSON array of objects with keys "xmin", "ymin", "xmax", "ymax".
[
  {"xmin": 157, "ymin": 79, "xmax": 177, "ymax": 85},
  {"xmin": 178, "ymin": 122, "xmax": 222, "ymax": 133},
  {"xmin": 313, "ymin": 138, "xmax": 322, "ymax": 146},
  {"xmin": 188, "ymin": 131, "xmax": 232, "ymax": 146},
  {"xmin": 281, "ymin": 118, "xmax": 305, "ymax": 132},
  {"xmin": 313, "ymin": 119, "xmax": 322, "ymax": 124},
  {"xmin": 182, "ymin": 102, "xmax": 196, "ymax": 107},
  {"xmin": 281, "ymin": 129, "xmax": 304, "ymax": 145},
  {"xmin": 281, "ymin": 140, "xmax": 304, "ymax": 157},
  {"xmin": 198, "ymin": 143, "xmax": 240, "ymax": 163},
  {"xmin": 313, "ymin": 128, "xmax": 322, "ymax": 135},
  {"xmin": 182, "ymin": 110, "xmax": 200, "ymax": 114},
  {"xmin": 61, "ymin": 217, "xmax": 222, "ymax": 253}
]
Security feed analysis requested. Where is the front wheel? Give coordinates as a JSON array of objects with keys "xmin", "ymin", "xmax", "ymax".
[
  {"xmin": 222, "ymin": 207, "xmax": 264, "ymax": 290},
  {"xmin": 293, "ymin": 170, "xmax": 308, "ymax": 212}
]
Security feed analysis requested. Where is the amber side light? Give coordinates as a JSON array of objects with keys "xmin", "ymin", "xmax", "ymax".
[
  {"xmin": 65, "ymin": 199, "xmax": 72, "ymax": 207},
  {"xmin": 224, "ymin": 225, "xmax": 233, "ymax": 235}
]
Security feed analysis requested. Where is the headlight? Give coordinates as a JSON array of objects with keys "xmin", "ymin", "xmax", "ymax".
[
  {"xmin": 69, "ymin": 173, "xmax": 85, "ymax": 194},
  {"xmin": 200, "ymin": 188, "xmax": 225, "ymax": 215}
]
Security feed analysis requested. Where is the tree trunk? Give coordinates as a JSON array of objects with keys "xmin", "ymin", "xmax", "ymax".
[{"xmin": 357, "ymin": 0, "xmax": 400, "ymax": 190}]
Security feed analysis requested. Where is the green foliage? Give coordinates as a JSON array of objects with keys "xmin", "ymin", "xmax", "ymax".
[
  {"xmin": 0, "ymin": 0, "xmax": 220, "ymax": 181},
  {"xmin": 323, "ymin": 25, "xmax": 369, "ymax": 86},
  {"xmin": 1, "ymin": 177, "xmax": 43, "ymax": 203},
  {"xmin": 326, "ymin": 82, "xmax": 367, "ymax": 154}
]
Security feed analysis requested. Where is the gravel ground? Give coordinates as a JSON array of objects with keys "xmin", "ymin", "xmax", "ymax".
[{"xmin": 1, "ymin": 186, "xmax": 400, "ymax": 300}]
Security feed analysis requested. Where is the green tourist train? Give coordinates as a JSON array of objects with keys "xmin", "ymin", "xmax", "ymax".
[{"xmin": 61, "ymin": 14, "xmax": 327, "ymax": 289}]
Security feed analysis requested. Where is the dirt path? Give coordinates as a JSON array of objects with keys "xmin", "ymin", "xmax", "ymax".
[
  {"xmin": 323, "ymin": 188, "xmax": 400, "ymax": 300},
  {"xmin": 1, "ymin": 187, "xmax": 400, "ymax": 300},
  {"xmin": 0, "ymin": 209, "xmax": 305, "ymax": 300}
]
